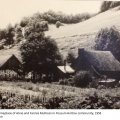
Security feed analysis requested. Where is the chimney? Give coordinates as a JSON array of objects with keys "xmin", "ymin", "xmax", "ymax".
[{"xmin": 78, "ymin": 48, "xmax": 84, "ymax": 56}]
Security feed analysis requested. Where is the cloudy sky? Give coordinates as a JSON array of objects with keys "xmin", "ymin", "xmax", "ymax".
[{"xmin": 0, "ymin": 0, "xmax": 102, "ymax": 28}]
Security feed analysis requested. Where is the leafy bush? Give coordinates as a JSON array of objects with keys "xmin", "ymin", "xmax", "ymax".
[
  {"xmin": 44, "ymin": 97, "xmax": 65, "ymax": 109},
  {"xmin": 58, "ymin": 77, "xmax": 74, "ymax": 86},
  {"xmin": 89, "ymin": 79, "xmax": 99, "ymax": 88},
  {"xmin": 55, "ymin": 21, "xmax": 63, "ymax": 28},
  {"xmin": 73, "ymin": 71, "xmax": 92, "ymax": 88},
  {"xmin": 59, "ymin": 79, "xmax": 69, "ymax": 85}
]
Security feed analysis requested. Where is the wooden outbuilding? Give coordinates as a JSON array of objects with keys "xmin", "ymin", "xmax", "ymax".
[{"xmin": 57, "ymin": 65, "xmax": 75, "ymax": 79}]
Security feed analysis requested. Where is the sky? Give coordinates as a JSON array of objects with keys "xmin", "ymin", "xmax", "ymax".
[{"xmin": 0, "ymin": 0, "xmax": 102, "ymax": 28}]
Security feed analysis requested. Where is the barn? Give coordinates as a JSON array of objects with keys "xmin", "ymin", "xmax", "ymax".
[
  {"xmin": 0, "ymin": 54, "xmax": 22, "ymax": 80},
  {"xmin": 74, "ymin": 48, "xmax": 120, "ymax": 79}
]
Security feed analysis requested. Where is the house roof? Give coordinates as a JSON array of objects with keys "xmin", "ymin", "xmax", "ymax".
[
  {"xmin": 57, "ymin": 65, "xmax": 75, "ymax": 74},
  {"xmin": 0, "ymin": 54, "xmax": 21, "ymax": 68},
  {"xmin": 0, "ymin": 54, "xmax": 12, "ymax": 67},
  {"xmin": 0, "ymin": 47, "xmax": 22, "ymax": 62},
  {"xmin": 76, "ymin": 49, "xmax": 120, "ymax": 71}
]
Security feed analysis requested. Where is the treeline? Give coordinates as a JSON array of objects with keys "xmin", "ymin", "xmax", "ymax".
[
  {"xmin": 0, "ymin": 10, "xmax": 93, "ymax": 46},
  {"xmin": 20, "ymin": 10, "xmax": 92, "ymax": 27},
  {"xmin": 100, "ymin": 1, "xmax": 120, "ymax": 12}
]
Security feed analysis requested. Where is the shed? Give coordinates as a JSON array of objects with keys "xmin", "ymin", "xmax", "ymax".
[
  {"xmin": 57, "ymin": 65, "xmax": 75, "ymax": 79},
  {"xmin": 74, "ymin": 48, "xmax": 120, "ymax": 79}
]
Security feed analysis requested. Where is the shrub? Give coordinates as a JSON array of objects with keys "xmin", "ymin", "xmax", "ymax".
[
  {"xmin": 59, "ymin": 79, "xmax": 65, "ymax": 85},
  {"xmin": 89, "ymin": 79, "xmax": 99, "ymax": 88},
  {"xmin": 55, "ymin": 21, "xmax": 63, "ymax": 28},
  {"xmin": 32, "ymin": 96, "xmax": 42, "ymax": 103},
  {"xmin": 44, "ymin": 97, "xmax": 65, "ymax": 109},
  {"xmin": 59, "ymin": 79, "xmax": 69, "ymax": 85},
  {"xmin": 73, "ymin": 71, "xmax": 92, "ymax": 88}
]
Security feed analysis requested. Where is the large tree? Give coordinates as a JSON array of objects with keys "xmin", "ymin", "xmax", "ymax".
[
  {"xmin": 20, "ymin": 21, "xmax": 62, "ymax": 82},
  {"xmin": 95, "ymin": 27, "xmax": 120, "ymax": 61}
]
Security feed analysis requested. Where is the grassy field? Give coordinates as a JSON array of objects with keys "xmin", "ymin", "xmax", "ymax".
[
  {"xmin": 0, "ymin": 81, "xmax": 120, "ymax": 97},
  {"xmin": 0, "ymin": 81, "xmax": 120, "ymax": 109}
]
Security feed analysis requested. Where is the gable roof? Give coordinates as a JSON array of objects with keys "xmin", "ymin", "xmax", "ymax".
[
  {"xmin": 0, "ymin": 54, "xmax": 21, "ymax": 68},
  {"xmin": 0, "ymin": 54, "xmax": 13, "ymax": 67},
  {"xmin": 57, "ymin": 65, "xmax": 75, "ymax": 74},
  {"xmin": 0, "ymin": 47, "xmax": 22, "ymax": 62},
  {"xmin": 76, "ymin": 49, "xmax": 120, "ymax": 71}
]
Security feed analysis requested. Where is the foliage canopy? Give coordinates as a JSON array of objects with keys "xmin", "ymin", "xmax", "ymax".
[{"xmin": 95, "ymin": 27, "xmax": 120, "ymax": 61}]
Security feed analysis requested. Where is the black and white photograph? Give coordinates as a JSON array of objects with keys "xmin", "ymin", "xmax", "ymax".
[{"xmin": 0, "ymin": 0, "xmax": 120, "ymax": 112}]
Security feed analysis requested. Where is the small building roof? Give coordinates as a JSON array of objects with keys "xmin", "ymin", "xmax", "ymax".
[{"xmin": 57, "ymin": 65, "xmax": 75, "ymax": 74}]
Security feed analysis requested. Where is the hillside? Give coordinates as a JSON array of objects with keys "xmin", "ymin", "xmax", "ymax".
[
  {"xmin": 1, "ymin": 7, "xmax": 120, "ymax": 58},
  {"xmin": 46, "ymin": 7, "xmax": 120, "ymax": 38},
  {"xmin": 45, "ymin": 6, "xmax": 120, "ymax": 57}
]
